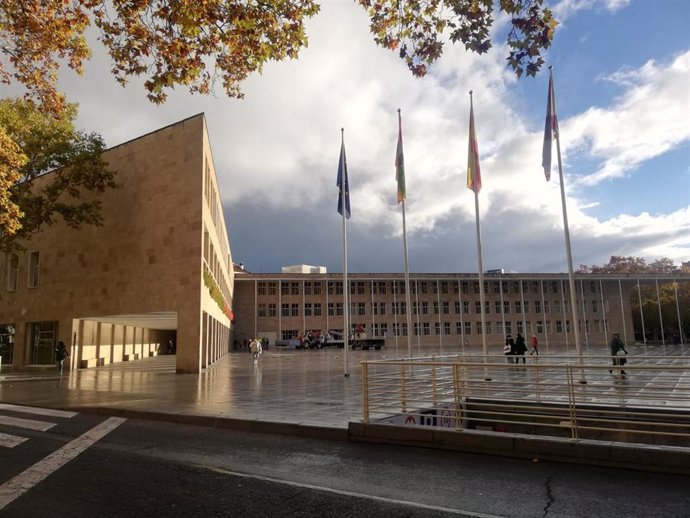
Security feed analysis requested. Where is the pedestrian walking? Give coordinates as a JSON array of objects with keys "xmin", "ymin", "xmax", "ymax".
[
  {"xmin": 250, "ymin": 338, "xmax": 262, "ymax": 364},
  {"xmin": 514, "ymin": 333, "xmax": 527, "ymax": 364},
  {"xmin": 608, "ymin": 332, "xmax": 628, "ymax": 378},
  {"xmin": 504, "ymin": 334, "xmax": 515, "ymax": 364},
  {"xmin": 55, "ymin": 341, "xmax": 69, "ymax": 375},
  {"xmin": 529, "ymin": 335, "xmax": 539, "ymax": 356}
]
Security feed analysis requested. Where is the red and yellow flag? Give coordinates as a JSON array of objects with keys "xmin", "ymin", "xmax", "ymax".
[{"xmin": 467, "ymin": 98, "xmax": 482, "ymax": 193}]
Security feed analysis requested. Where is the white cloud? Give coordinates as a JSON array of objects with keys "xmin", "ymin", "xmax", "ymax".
[
  {"xmin": 44, "ymin": 1, "xmax": 688, "ymax": 272},
  {"xmin": 553, "ymin": 0, "xmax": 631, "ymax": 21}
]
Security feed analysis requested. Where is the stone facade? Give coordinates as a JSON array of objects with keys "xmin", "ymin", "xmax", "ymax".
[{"xmin": 0, "ymin": 114, "xmax": 233, "ymax": 373}]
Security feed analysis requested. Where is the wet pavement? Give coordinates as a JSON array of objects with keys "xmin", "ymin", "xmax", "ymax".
[{"xmin": 1, "ymin": 343, "xmax": 688, "ymax": 430}]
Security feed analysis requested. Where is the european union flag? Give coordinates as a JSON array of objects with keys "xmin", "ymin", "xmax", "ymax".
[{"xmin": 336, "ymin": 134, "xmax": 351, "ymax": 219}]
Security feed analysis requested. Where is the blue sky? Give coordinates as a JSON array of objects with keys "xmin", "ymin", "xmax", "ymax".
[{"xmin": 46, "ymin": 0, "xmax": 690, "ymax": 274}]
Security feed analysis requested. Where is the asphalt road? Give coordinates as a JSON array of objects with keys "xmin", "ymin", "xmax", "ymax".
[{"xmin": 1, "ymin": 404, "xmax": 690, "ymax": 517}]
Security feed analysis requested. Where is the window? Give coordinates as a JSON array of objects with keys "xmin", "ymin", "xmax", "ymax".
[
  {"xmin": 456, "ymin": 322, "xmax": 463, "ymax": 334},
  {"xmin": 268, "ymin": 304, "xmax": 277, "ymax": 317},
  {"xmin": 493, "ymin": 282, "xmax": 500, "ymax": 294},
  {"xmin": 281, "ymin": 304, "xmax": 290, "ymax": 317},
  {"xmin": 433, "ymin": 301, "xmax": 439, "ymax": 315},
  {"xmin": 356, "ymin": 282, "xmax": 365, "ymax": 295},
  {"xmin": 291, "ymin": 282, "xmax": 299, "ymax": 295},
  {"xmin": 543, "ymin": 301, "xmax": 550, "ymax": 314},
  {"xmin": 357, "ymin": 302, "xmax": 366, "ymax": 316},
  {"xmin": 591, "ymin": 300, "xmax": 599, "ymax": 313},
  {"xmin": 517, "ymin": 321, "xmax": 524, "ymax": 334},
  {"xmin": 281, "ymin": 283, "xmax": 290, "ymax": 296},
  {"xmin": 476, "ymin": 321, "xmax": 483, "ymax": 334},
  {"xmin": 463, "ymin": 301, "xmax": 470, "ymax": 314},
  {"xmin": 515, "ymin": 300, "xmax": 522, "ymax": 313},
  {"xmin": 556, "ymin": 320, "xmax": 563, "ymax": 333},
  {"xmin": 505, "ymin": 321, "xmax": 512, "ymax": 335},
  {"xmin": 268, "ymin": 283, "xmax": 277, "ymax": 295},
  {"xmin": 422, "ymin": 322, "xmax": 430, "ymax": 336},
  {"xmin": 393, "ymin": 323, "xmax": 400, "ymax": 336},
  {"xmin": 27, "ymin": 251, "xmax": 39, "ymax": 288},
  {"xmin": 304, "ymin": 303, "xmax": 313, "ymax": 317},
  {"xmin": 304, "ymin": 282, "xmax": 312, "ymax": 295},
  {"xmin": 412, "ymin": 302, "xmax": 419, "ymax": 315},
  {"xmin": 552, "ymin": 281, "xmax": 559, "ymax": 294},
  {"xmin": 494, "ymin": 301, "xmax": 502, "ymax": 314},
  {"xmin": 473, "ymin": 282, "xmax": 480, "ymax": 294},
  {"xmin": 554, "ymin": 300, "xmax": 561, "ymax": 314},
  {"xmin": 536, "ymin": 321, "xmax": 543, "ymax": 333},
  {"xmin": 313, "ymin": 282, "xmax": 322, "ymax": 295},
  {"xmin": 258, "ymin": 282, "xmax": 267, "ymax": 295},
  {"xmin": 462, "ymin": 282, "xmax": 469, "ymax": 294},
  {"xmin": 282, "ymin": 330, "xmax": 298, "ymax": 340},
  {"xmin": 421, "ymin": 302, "xmax": 429, "ymax": 315},
  {"xmin": 7, "ymin": 253, "xmax": 19, "ymax": 291},
  {"xmin": 420, "ymin": 281, "xmax": 428, "ymax": 294},
  {"xmin": 441, "ymin": 282, "xmax": 449, "ymax": 294},
  {"xmin": 454, "ymin": 301, "xmax": 461, "ymax": 314},
  {"xmin": 503, "ymin": 301, "xmax": 510, "ymax": 314},
  {"xmin": 475, "ymin": 301, "xmax": 481, "ymax": 314},
  {"xmin": 379, "ymin": 302, "xmax": 386, "ymax": 316},
  {"xmin": 290, "ymin": 303, "xmax": 299, "ymax": 317},
  {"xmin": 535, "ymin": 300, "xmax": 542, "ymax": 314},
  {"xmin": 258, "ymin": 304, "xmax": 267, "ymax": 318},
  {"xmin": 442, "ymin": 301, "xmax": 450, "ymax": 315},
  {"xmin": 485, "ymin": 322, "xmax": 492, "ymax": 335},
  {"xmin": 313, "ymin": 303, "xmax": 322, "ymax": 317},
  {"xmin": 0, "ymin": 324, "xmax": 15, "ymax": 365},
  {"xmin": 464, "ymin": 322, "xmax": 472, "ymax": 335},
  {"xmin": 496, "ymin": 321, "xmax": 503, "ymax": 335},
  {"xmin": 413, "ymin": 322, "xmax": 420, "ymax": 336},
  {"xmin": 523, "ymin": 301, "xmax": 530, "ymax": 314}
]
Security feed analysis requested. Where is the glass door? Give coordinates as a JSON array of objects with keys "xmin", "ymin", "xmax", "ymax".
[{"xmin": 29, "ymin": 321, "xmax": 58, "ymax": 365}]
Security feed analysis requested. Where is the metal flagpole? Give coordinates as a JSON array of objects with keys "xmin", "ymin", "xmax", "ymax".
[
  {"xmin": 397, "ymin": 109, "xmax": 414, "ymax": 358},
  {"xmin": 339, "ymin": 128, "xmax": 350, "ymax": 377},
  {"xmin": 549, "ymin": 67, "xmax": 584, "ymax": 381}
]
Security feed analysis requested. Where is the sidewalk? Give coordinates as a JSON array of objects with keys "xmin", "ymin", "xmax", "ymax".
[{"xmin": 0, "ymin": 349, "xmax": 374, "ymax": 435}]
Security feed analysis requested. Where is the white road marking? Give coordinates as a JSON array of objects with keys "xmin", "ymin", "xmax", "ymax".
[
  {"xmin": 0, "ymin": 416, "xmax": 56, "ymax": 432},
  {"xmin": 0, "ymin": 416, "xmax": 126, "ymax": 510},
  {"xmin": 0, "ymin": 433, "xmax": 28, "ymax": 448},
  {"xmin": 204, "ymin": 465, "xmax": 506, "ymax": 518},
  {"xmin": 0, "ymin": 404, "xmax": 77, "ymax": 419}
]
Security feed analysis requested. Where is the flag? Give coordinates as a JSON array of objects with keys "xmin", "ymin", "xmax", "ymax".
[
  {"xmin": 467, "ymin": 99, "xmax": 482, "ymax": 193},
  {"xmin": 542, "ymin": 70, "xmax": 559, "ymax": 181},
  {"xmin": 336, "ymin": 135, "xmax": 351, "ymax": 219},
  {"xmin": 395, "ymin": 110, "xmax": 406, "ymax": 204}
]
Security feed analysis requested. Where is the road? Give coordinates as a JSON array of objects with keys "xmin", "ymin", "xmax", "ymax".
[{"xmin": 1, "ymin": 403, "xmax": 689, "ymax": 517}]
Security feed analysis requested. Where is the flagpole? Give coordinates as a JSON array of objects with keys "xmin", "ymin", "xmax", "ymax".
[
  {"xmin": 401, "ymin": 198, "xmax": 413, "ymax": 357},
  {"xmin": 339, "ymin": 128, "xmax": 350, "ymax": 377},
  {"xmin": 549, "ymin": 67, "xmax": 584, "ymax": 381},
  {"xmin": 468, "ymin": 91, "xmax": 489, "ymax": 379},
  {"xmin": 397, "ymin": 109, "xmax": 414, "ymax": 358}
]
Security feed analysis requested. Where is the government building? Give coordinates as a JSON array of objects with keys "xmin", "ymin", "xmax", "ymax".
[{"xmin": 0, "ymin": 115, "xmax": 686, "ymax": 373}]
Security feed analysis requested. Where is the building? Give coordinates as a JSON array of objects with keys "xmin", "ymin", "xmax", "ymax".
[
  {"xmin": 232, "ymin": 272, "xmax": 688, "ymax": 352},
  {"xmin": 0, "ymin": 114, "xmax": 233, "ymax": 373},
  {"xmin": 281, "ymin": 265, "xmax": 327, "ymax": 274}
]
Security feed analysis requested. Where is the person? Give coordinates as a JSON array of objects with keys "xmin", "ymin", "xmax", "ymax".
[
  {"xmin": 167, "ymin": 339, "xmax": 174, "ymax": 354},
  {"xmin": 504, "ymin": 334, "xmax": 515, "ymax": 364},
  {"xmin": 609, "ymin": 332, "xmax": 628, "ymax": 377},
  {"xmin": 55, "ymin": 341, "xmax": 69, "ymax": 375},
  {"xmin": 250, "ymin": 338, "xmax": 262, "ymax": 364},
  {"xmin": 514, "ymin": 333, "xmax": 527, "ymax": 364},
  {"xmin": 262, "ymin": 337, "xmax": 269, "ymax": 351},
  {"xmin": 529, "ymin": 335, "xmax": 539, "ymax": 356}
]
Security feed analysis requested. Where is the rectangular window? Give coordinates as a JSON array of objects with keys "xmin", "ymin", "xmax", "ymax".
[
  {"xmin": 7, "ymin": 253, "xmax": 19, "ymax": 291},
  {"xmin": 258, "ymin": 304, "xmax": 267, "ymax": 318},
  {"xmin": 554, "ymin": 300, "xmax": 561, "ymax": 314},
  {"xmin": 543, "ymin": 301, "xmax": 550, "ymax": 314},
  {"xmin": 462, "ymin": 282, "xmax": 469, "ymax": 294},
  {"xmin": 281, "ymin": 283, "xmax": 290, "ymax": 296},
  {"xmin": 304, "ymin": 282, "xmax": 312, "ymax": 295},
  {"xmin": 28, "ymin": 251, "xmax": 40, "ymax": 288},
  {"xmin": 328, "ymin": 303, "xmax": 335, "ymax": 316},
  {"xmin": 282, "ymin": 330, "xmax": 298, "ymax": 340},
  {"xmin": 442, "ymin": 301, "xmax": 450, "ymax": 315},
  {"xmin": 591, "ymin": 300, "xmax": 599, "ymax": 313},
  {"xmin": 464, "ymin": 322, "xmax": 472, "ymax": 335},
  {"xmin": 357, "ymin": 302, "xmax": 366, "ymax": 316},
  {"xmin": 356, "ymin": 282, "xmax": 365, "ymax": 295},
  {"xmin": 433, "ymin": 301, "xmax": 439, "ymax": 315},
  {"xmin": 552, "ymin": 281, "xmax": 559, "ymax": 294},
  {"xmin": 503, "ymin": 301, "xmax": 510, "ymax": 314},
  {"xmin": 463, "ymin": 301, "xmax": 470, "ymax": 314},
  {"xmin": 291, "ymin": 282, "xmax": 299, "ymax": 295},
  {"xmin": 314, "ymin": 303, "xmax": 322, "ymax": 317},
  {"xmin": 422, "ymin": 322, "xmax": 430, "ymax": 336},
  {"xmin": 421, "ymin": 302, "xmax": 429, "ymax": 315},
  {"xmin": 441, "ymin": 282, "xmax": 449, "ymax": 294},
  {"xmin": 517, "ymin": 321, "xmax": 524, "ymax": 334},
  {"xmin": 535, "ymin": 300, "xmax": 542, "ymax": 314},
  {"xmin": 476, "ymin": 321, "xmax": 483, "ymax": 334},
  {"xmin": 304, "ymin": 303, "xmax": 313, "ymax": 317},
  {"xmin": 536, "ymin": 320, "xmax": 543, "ymax": 333},
  {"xmin": 523, "ymin": 300, "xmax": 530, "ymax": 314},
  {"xmin": 268, "ymin": 283, "xmax": 277, "ymax": 295},
  {"xmin": 475, "ymin": 301, "xmax": 481, "ymax": 314},
  {"xmin": 290, "ymin": 303, "xmax": 299, "ymax": 317},
  {"xmin": 505, "ymin": 321, "xmax": 512, "ymax": 335},
  {"xmin": 268, "ymin": 304, "xmax": 277, "ymax": 317},
  {"xmin": 393, "ymin": 323, "xmax": 400, "ymax": 336},
  {"xmin": 281, "ymin": 304, "xmax": 290, "ymax": 317},
  {"xmin": 420, "ymin": 281, "xmax": 428, "ymax": 294},
  {"xmin": 515, "ymin": 300, "xmax": 522, "ymax": 313},
  {"xmin": 485, "ymin": 322, "xmax": 492, "ymax": 335},
  {"xmin": 496, "ymin": 321, "xmax": 503, "ymax": 335},
  {"xmin": 494, "ymin": 301, "xmax": 502, "ymax": 314},
  {"xmin": 257, "ymin": 282, "xmax": 267, "ymax": 296},
  {"xmin": 434, "ymin": 322, "xmax": 441, "ymax": 335},
  {"xmin": 313, "ymin": 282, "xmax": 322, "ymax": 295},
  {"xmin": 412, "ymin": 301, "xmax": 418, "ymax": 315},
  {"xmin": 454, "ymin": 301, "xmax": 461, "ymax": 314},
  {"xmin": 456, "ymin": 322, "xmax": 463, "ymax": 335},
  {"xmin": 379, "ymin": 302, "xmax": 386, "ymax": 316},
  {"xmin": 556, "ymin": 320, "xmax": 563, "ymax": 333}
]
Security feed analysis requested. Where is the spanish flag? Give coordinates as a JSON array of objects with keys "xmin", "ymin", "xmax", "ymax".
[{"xmin": 467, "ymin": 98, "xmax": 482, "ymax": 193}]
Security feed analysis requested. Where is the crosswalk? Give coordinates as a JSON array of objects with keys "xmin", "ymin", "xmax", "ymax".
[{"xmin": 0, "ymin": 403, "xmax": 77, "ymax": 448}]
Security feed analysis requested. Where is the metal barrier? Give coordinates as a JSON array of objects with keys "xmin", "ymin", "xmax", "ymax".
[{"xmin": 361, "ymin": 354, "xmax": 690, "ymax": 447}]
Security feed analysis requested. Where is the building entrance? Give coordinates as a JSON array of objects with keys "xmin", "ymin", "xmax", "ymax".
[{"xmin": 29, "ymin": 321, "xmax": 58, "ymax": 365}]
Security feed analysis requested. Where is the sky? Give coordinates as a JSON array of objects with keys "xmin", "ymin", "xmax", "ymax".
[{"xmin": 47, "ymin": 0, "xmax": 690, "ymax": 274}]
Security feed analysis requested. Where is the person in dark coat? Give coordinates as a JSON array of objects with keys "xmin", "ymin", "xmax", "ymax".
[
  {"xmin": 514, "ymin": 333, "xmax": 527, "ymax": 364},
  {"xmin": 55, "ymin": 341, "xmax": 69, "ymax": 375},
  {"xmin": 609, "ymin": 332, "xmax": 628, "ymax": 377}
]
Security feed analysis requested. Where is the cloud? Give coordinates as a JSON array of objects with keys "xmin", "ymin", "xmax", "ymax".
[
  {"xmin": 39, "ymin": 1, "xmax": 688, "ymax": 274},
  {"xmin": 564, "ymin": 51, "xmax": 690, "ymax": 186},
  {"xmin": 553, "ymin": 0, "xmax": 631, "ymax": 21}
]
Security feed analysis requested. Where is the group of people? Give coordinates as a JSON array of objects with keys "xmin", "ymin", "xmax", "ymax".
[{"xmin": 503, "ymin": 333, "xmax": 538, "ymax": 363}]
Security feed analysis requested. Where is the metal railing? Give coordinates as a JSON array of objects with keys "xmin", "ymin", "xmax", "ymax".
[{"xmin": 361, "ymin": 354, "xmax": 690, "ymax": 447}]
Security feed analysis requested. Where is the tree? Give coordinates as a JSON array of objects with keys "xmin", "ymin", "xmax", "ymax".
[
  {"xmin": 0, "ymin": 99, "xmax": 117, "ymax": 253},
  {"xmin": 578, "ymin": 256, "xmax": 680, "ymax": 274},
  {"xmin": 0, "ymin": 0, "xmax": 556, "ymax": 115}
]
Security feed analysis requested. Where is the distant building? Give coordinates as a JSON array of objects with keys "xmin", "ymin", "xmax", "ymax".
[{"xmin": 281, "ymin": 265, "xmax": 327, "ymax": 274}]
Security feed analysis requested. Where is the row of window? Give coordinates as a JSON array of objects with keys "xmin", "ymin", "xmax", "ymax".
[
  {"xmin": 280, "ymin": 319, "xmax": 607, "ymax": 340},
  {"xmin": 259, "ymin": 279, "xmax": 604, "ymax": 297},
  {"xmin": 4, "ymin": 252, "xmax": 40, "ymax": 291},
  {"xmin": 257, "ymin": 298, "xmax": 603, "ymax": 318}
]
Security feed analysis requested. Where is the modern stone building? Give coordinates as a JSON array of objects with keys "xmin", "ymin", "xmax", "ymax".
[
  {"xmin": 232, "ymin": 272, "xmax": 687, "ymax": 354},
  {"xmin": 0, "ymin": 114, "xmax": 234, "ymax": 373}
]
